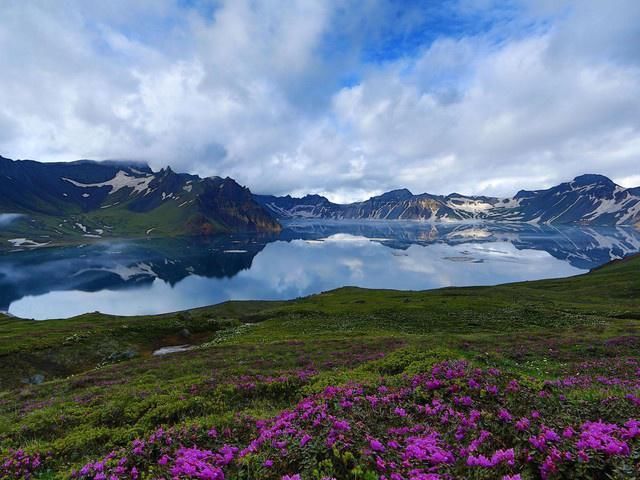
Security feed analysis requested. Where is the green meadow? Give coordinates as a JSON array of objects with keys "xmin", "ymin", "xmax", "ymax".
[{"xmin": 0, "ymin": 254, "xmax": 638, "ymax": 478}]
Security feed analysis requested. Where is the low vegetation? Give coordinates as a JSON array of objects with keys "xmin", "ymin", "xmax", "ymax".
[{"xmin": 0, "ymin": 255, "xmax": 638, "ymax": 479}]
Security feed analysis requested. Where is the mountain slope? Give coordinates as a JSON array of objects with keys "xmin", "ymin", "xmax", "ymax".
[
  {"xmin": 493, "ymin": 174, "xmax": 640, "ymax": 225},
  {"xmin": 0, "ymin": 156, "xmax": 280, "ymax": 244},
  {"xmin": 255, "ymin": 174, "xmax": 640, "ymax": 226}
]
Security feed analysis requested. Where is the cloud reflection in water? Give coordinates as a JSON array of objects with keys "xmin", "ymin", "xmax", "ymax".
[{"xmin": 9, "ymin": 234, "xmax": 581, "ymax": 319}]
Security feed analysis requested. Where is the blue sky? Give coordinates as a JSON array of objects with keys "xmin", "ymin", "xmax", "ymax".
[{"xmin": 0, "ymin": 0, "xmax": 639, "ymax": 201}]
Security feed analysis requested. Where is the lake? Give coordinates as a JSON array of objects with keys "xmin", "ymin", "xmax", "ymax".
[{"xmin": 2, "ymin": 220, "xmax": 639, "ymax": 319}]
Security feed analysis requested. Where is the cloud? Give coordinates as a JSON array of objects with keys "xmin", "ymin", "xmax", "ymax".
[
  {"xmin": 0, "ymin": 0, "xmax": 638, "ymax": 201},
  {"xmin": 0, "ymin": 213, "xmax": 24, "ymax": 227}
]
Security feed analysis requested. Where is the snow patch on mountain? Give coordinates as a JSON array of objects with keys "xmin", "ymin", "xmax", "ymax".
[
  {"xmin": 7, "ymin": 238, "xmax": 50, "ymax": 247},
  {"xmin": 63, "ymin": 170, "xmax": 154, "ymax": 195},
  {"xmin": 446, "ymin": 198, "xmax": 494, "ymax": 213}
]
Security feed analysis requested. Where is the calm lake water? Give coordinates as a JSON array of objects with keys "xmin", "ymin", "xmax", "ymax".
[{"xmin": 2, "ymin": 221, "xmax": 640, "ymax": 319}]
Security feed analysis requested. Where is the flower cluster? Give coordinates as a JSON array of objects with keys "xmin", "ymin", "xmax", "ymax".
[
  {"xmin": 0, "ymin": 449, "xmax": 46, "ymax": 479},
  {"xmin": 66, "ymin": 360, "xmax": 639, "ymax": 480}
]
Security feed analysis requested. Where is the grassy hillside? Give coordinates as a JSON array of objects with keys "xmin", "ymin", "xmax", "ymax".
[{"xmin": 0, "ymin": 256, "xmax": 638, "ymax": 479}]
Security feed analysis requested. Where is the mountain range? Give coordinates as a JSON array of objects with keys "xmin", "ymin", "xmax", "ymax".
[
  {"xmin": 255, "ymin": 174, "xmax": 640, "ymax": 226},
  {"xmin": 0, "ymin": 155, "xmax": 280, "ymax": 244},
  {"xmin": 0, "ymin": 155, "xmax": 639, "ymax": 248}
]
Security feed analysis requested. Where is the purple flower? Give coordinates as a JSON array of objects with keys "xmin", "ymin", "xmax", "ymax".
[
  {"xmin": 299, "ymin": 434, "xmax": 312, "ymax": 447},
  {"xmin": 577, "ymin": 421, "xmax": 630, "ymax": 456},
  {"xmin": 515, "ymin": 417, "xmax": 530, "ymax": 431},
  {"xmin": 498, "ymin": 408, "xmax": 513, "ymax": 423},
  {"xmin": 369, "ymin": 438, "xmax": 385, "ymax": 452},
  {"xmin": 394, "ymin": 407, "xmax": 408, "ymax": 417},
  {"xmin": 332, "ymin": 419, "xmax": 350, "ymax": 431}
]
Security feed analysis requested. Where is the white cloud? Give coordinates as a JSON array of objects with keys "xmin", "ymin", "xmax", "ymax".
[{"xmin": 0, "ymin": 0, "xmax": 638, "ymax": 201}]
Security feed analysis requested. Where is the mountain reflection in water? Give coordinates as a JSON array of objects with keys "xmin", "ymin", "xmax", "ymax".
[{"xmin": 2, "ymin": 220, "xmax": 639, "ymax": 319}]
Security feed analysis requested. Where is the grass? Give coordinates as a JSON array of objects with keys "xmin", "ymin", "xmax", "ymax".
[
  {"xmin": 0, "ymin": 254, "xmax": 638, "ymax": 478},
  {"xmin": 0, "ymin": 194, "xmax": 228, "ymax": 250}
]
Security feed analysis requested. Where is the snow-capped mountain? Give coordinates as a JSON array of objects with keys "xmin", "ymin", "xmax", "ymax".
[
  {"xmin": 255, "ymin": 174, "xmax": 640, "ymax": 226},
  {"xmin": 0, "ymin": 155, "xmax": 280, "ymax": 242},
  {"xmin": 488, "ymin": 174, "xmax": 640, "ymax": 225}
]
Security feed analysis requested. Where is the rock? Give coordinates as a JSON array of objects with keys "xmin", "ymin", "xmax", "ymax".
[
  {"xmin": 106, "ymin": 349, "xmax": 137, "ymax": 362},
  {"xmin": 25, "ymin": 373, "xmax": 45, "ymax": 385},
  {"xmin": 179, "ymin": 328, "xmax": 192, "ymax": 339}
]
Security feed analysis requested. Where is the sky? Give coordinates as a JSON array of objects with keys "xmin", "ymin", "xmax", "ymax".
[{"xmin": 0, "ymin": 0, "xmax": 639, "ymax": 202}]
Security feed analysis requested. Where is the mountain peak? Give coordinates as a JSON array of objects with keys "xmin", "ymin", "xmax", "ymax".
[
  {"xmin": 374, "ymin": 188, "xmax": 414, "ymax": 202},
  {"xmin": 571, "ymin": 174, "xmax": 615, "ymax": 187},
  {"xmin": 302, "ymin": 194, "xmax": 329, "ymax": 202}
]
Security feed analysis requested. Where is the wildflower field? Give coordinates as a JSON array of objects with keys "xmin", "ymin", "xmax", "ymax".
[{"xmin": 1, "ymin": 255, "xmax": 639, "ymax": 479}]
